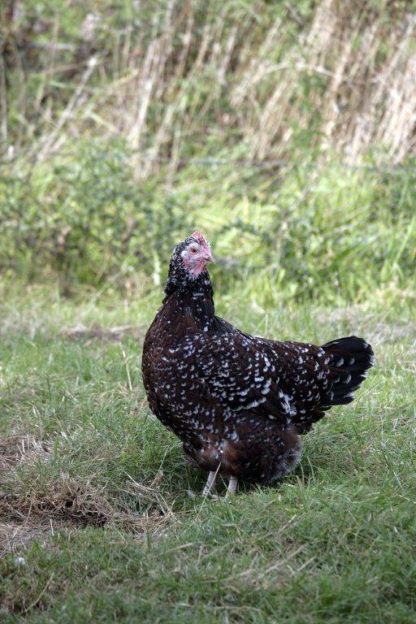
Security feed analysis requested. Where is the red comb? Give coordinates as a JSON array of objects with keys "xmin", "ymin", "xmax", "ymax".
[{"xmin": 191, "ymin": 231, "xmax": 207, "ymax": 244}]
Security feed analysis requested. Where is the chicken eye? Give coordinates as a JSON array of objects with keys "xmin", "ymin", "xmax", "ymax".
[{"xmin": 190, "ymin": 246, "xmax": 198, "ymax": 253}]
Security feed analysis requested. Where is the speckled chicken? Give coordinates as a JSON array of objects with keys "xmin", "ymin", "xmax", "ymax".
[{"xmin": 142, "ymin": 232, "xmax": 374, "ymax": 495}]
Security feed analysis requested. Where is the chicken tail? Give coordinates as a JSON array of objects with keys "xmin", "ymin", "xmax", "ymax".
[{"xmin": 320, "ymin": 336, "xmax": 374, "ymax": 409}]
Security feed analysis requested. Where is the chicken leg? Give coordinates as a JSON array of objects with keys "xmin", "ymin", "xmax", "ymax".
[
  {"xmin": 226, "ymin": 476, "xmax": 238, "ymax": 496},
  {"xmin": 202, "ymin": 470, "xmax": 217, "ymax": 496}
]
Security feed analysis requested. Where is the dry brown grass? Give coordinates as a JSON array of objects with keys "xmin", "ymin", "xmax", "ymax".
[
  {"xmin": 3, "ymin": 1, "xmax": 416, "ymax": 173},
  {"xmin": 0, "ymin": 434, "xmax": 173, "ymax": 553},
  {"xmin": 237, "ymin": 1, "xmax": 416, "ymax": 163},
  {"xmin": 0, "ymin": 434, "xmax": 50, "ymax": 473}
]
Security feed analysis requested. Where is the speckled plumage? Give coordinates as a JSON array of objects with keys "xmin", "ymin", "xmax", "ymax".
[{"xmin": 142, "ymin": 233, "xmax": 374, "ymax": 489}]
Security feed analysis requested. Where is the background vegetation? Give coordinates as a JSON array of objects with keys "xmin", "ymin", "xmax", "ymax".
[
  {"xmin": 0, "ymin": 1, "xmax": 415, "ymax": 622},
  {"xmin": 1, "ymin": 0, "xmax": 415, "ymax": 303}
]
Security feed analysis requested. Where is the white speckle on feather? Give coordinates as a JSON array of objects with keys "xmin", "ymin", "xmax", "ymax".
[{"xmin": 261, "ymin": 379, "xmax": 272, "ymax": 395}]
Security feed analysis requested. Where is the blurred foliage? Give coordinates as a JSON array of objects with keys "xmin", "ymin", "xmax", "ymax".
[
  {"xmin": 0, "ymin": 140, "xmax": 415, "ymax": 304},
  {"xmin": 1, "ymin": 1, "xmax": 416, "ymax": 304}
]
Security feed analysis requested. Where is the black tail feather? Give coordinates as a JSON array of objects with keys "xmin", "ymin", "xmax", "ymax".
[{"xmin": 320, "ymin": 336, "xmax": 374, "ymax": 408}]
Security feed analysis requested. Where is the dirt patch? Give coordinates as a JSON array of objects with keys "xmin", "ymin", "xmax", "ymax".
[
  {"xmin": 0, "ymin": 512, "xmax": 170, "ymax": 557},
  {"xmin": 0, "ymin": 435, "xmax": 172, "ymax": 554},
  {"xmin": 60, "ymin": 323, "xmax": 142, "ymax": 342},
  {"xmin": 1, "ymin": 476, "xmax": 115, "ymax": 528},
  {"xmin": 0, "ymin": 518, "xmax": 73, "ymax": 555},
  {"xmin": 1, "ymin": 471, "xmax": 171, "ymax": 532}
]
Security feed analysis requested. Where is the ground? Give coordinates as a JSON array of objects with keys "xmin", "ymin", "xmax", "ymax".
[{"xmin": 0, "ymin": 285, "xmax": 415, "ymax": 623}]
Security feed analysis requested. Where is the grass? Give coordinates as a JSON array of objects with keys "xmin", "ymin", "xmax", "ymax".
[
  {"xmin": 0, "ymin": 284, "xmax": 415, "ymax": 623},
  {"xmin": 1, "ymin": 1, "xmax": 416, "ymax": 620},
  {"xmin": 1, "ymin": 145, "xmax": 415, "ymax": 302}
]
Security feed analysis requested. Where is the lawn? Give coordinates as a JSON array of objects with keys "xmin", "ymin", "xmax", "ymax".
[{"xmin": 0, "ymin": 285, "xmax": 415, "ymax": 623}]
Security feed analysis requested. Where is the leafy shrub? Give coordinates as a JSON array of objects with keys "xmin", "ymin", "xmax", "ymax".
[
  {"xmin": 0, "ymin": 141, "xmax": 192, "ymax": 290},
  {"xmin": 0, "ymin": 141, "xmax": 415, "ymax": 304}
]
